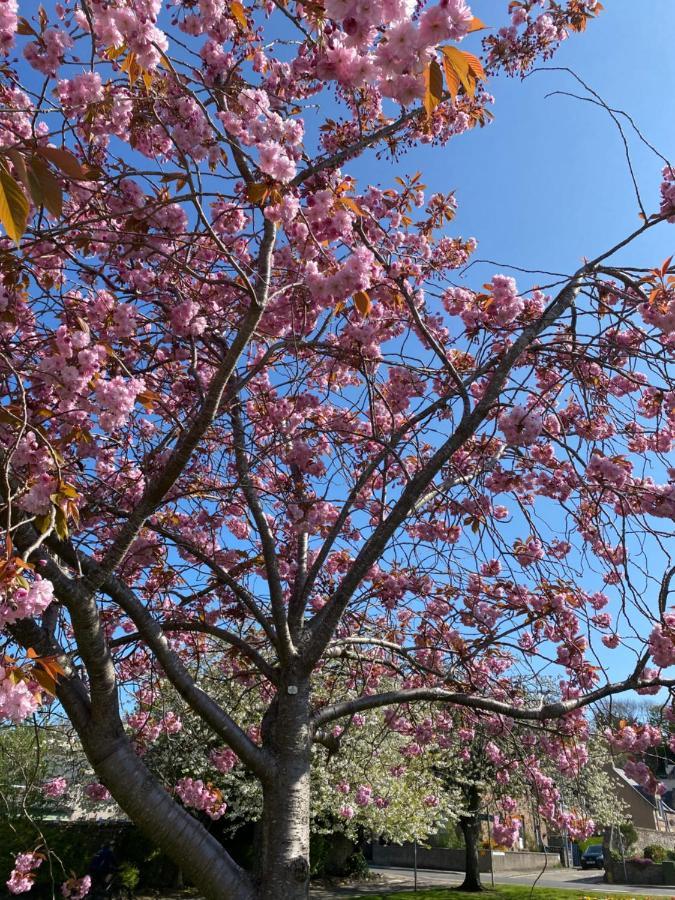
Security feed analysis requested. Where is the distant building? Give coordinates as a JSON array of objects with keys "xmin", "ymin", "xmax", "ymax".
[{"xmin": 609, "ymin": 766, "xmax": 675, "ymax": 833}]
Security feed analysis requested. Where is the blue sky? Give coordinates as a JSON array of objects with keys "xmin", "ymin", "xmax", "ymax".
[
  {"xmin": 375, "ymin": 0, "xmax": 675, "ymax": 280},
  {"xmin": 14, "ymin": 1, "xmax": 673, "ymax": 693},
  {"xmin": 344, "ymin": 1, "xmax": 675, "ymax": 688}
]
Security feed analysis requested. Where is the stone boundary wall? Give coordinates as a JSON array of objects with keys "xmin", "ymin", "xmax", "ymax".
[
  {"xmin": 372, "ymin": 843, "xmax": 554, "ymax": 873},
  {"xmin": 607, "ymin": 858, "xmax": 665, "ymax": 886},
  {"xmin": 634, "ymin": 827, "xmax": 675, "ymax": 853}
]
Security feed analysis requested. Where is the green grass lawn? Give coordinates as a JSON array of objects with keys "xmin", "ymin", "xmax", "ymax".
[{"xmin": 351, "ymin": 888, "xmax": 671, "ymax": 900}]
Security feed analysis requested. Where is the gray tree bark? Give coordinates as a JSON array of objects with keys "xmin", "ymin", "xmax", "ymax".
[
  {"xmin": 459, "ymin": 782, "xmax": 484, "ymax": 892},
  {"xmin": 81, "ymin": 731, "xmax": 257, "ymax": 900},
  {"xmin": 258, "ymin": 679, "xmax": 312, "ymax": 900}
]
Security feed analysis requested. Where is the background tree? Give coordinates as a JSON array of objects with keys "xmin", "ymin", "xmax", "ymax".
[{"xmin": 0, "ymin": 1, "xmax": 674, "ymax": 899}]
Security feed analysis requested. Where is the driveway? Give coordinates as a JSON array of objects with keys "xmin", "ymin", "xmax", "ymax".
[{"xmin": 311, "ymin": 865, "xmax": 675, "ymax": 898}]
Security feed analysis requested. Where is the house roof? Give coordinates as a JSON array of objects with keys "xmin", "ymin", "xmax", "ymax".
[{"xmin": 612, "ymin": 766, "xmax": 675, "ymax": 814}]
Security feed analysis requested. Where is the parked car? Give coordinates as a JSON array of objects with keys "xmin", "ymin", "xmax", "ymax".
[{"xmin": 580, "ymin": 844, "xmax": 605, "ymax": 869}]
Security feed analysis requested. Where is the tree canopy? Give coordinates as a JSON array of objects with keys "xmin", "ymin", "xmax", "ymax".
[{"xmin": 0, "ymin": 0, "xmax": 674, "ymax": 897}]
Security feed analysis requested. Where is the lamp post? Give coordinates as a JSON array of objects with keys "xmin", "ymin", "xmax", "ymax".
[{"xmin": 413, "ymin": 839, "xmax": 418, "ymax": 893}]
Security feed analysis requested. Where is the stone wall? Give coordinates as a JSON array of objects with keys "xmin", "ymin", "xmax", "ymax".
[
  {"xmin": 634, "ymin": 827, "xmax": 675, "ymax": 853},
  {"xmin": 607, "ymin": 858, "xmax": 664, "ymax": 886},
  {"xmin": 371, "ymin": 843, "xmax": 554, "ymax": 873}
]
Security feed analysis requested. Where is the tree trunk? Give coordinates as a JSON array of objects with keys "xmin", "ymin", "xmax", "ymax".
[
  {"xmin": 90, "ymin": 734, "xmax": 256, "ymax": 900},
  {"xmin": 258, "ymin": 679, "xmax": 312, "ymax": 900},
  {"xmin": 459, "ymin": 784, "xmax": 483, "ymax": 892}
]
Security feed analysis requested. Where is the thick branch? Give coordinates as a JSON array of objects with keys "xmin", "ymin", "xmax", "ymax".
[{"xmin": 311, "ymin": 674, "xmax": 668, "ymax": 730}]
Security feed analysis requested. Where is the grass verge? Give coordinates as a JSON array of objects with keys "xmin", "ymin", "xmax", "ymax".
[{"xmin": 350, "ymin": 887, "xmax": 672, "ymax": 900}]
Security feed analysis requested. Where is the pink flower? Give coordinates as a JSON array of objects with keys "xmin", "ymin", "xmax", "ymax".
[
  {"xmin": 61, "ymin": 875, "xmax": 91, "ymax": 900},
  {"xmin": 170, "ymin": 300, "xmax": 207, "ymax": 337},
  {"xmin": 649, "ymin": 616, "xmax": 675, "ymax": 668},
  {"xmin": 84, "ymin": 782, "xmax": 111, "ymax": 802},
  {"xmin": 175, "ymin": 777, "xmax": 227, "ymax": 820},
  {"xmin": 210, "ymin": 747, "xmax": 238, "ymax": 773},
  {"xmin": 355, "ymin": 785, "xmax": 372, "ymax": 806},
  {"xmin": 19, "ymin": 474, "xmax": 58, "ymax": 516},
  {"xmin": 492, "ymin": 816, "xmax": 520, "ymax": 848},
  {"xmin": 0, "ymin": 0, "xmax": 17, "ymax": 54},
  {"xmin": 257, "ymin": 141, "xmax": 296, "ymax": 183},
  {"xmin": 42, "ymin": 777, "xmax": 68, "ymax": 798},
  {"xmin": 24, "ymin": 28, "xmax": 73, "ymax": 76},
  {"xmin": 7, "ymin": 852, "xmax": 43, "ymax": 894},
  {"xmin": 499, "ymin": 405, "xmax": 544, "ymax": 446},
  {"xmin": 95, "ymin": 376, "xmax": 144, "ymax": 431},
  {"xmin": 513, "ymin": 537, "xmax": 545, "ymax": 567},
  {"xmin": 338, "ymin": 804, "xmax": 355, "ymax": 819},
  {"xmin": 58, "ymin": 72, "xmax": 104, "ymax": 116},
  {"xmin": 1, "ymin": 575, "xmax": 55, "ymax": 628},
  {"xmin": 0, "ymin": 670, "xmax": 40, "ymax": 722}
]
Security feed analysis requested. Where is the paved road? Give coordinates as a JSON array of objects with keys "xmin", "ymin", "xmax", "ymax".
[{"xmin": 312, "ymin": 865, "xmax": 675, "ymax": 897}]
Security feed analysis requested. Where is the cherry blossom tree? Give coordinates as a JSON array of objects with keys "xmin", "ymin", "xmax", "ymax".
[{"xmin": 1, "ymin": 0, "xmax": 675, "ymax": 898}]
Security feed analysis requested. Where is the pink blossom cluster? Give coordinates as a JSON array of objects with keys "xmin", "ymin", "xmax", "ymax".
[
  {"xmin": 624, "ymin": 759, "xmax": 665, "ymax": 796},
  {"xmin": 85, "ymin": 0, "xmax": 168, "ymax": 72},
  {"xmin": 0, "ymin": 0, "xmax": 17, "ymax": 54},
  {"xmin": 42, "ymin": 777, "xmax": 68, "ymax": 798},
  {"xmin": 6, "ymin": 852, "xmax": 42, "ymax": 895},
  {"xmin": 487, "ymin": 275, "xmax": 526, "ymax": 325},
  {"xmin": 491, "ymin": 816, "xmax": 520, "ymax": 848},
  {"xmin": 660, "ymin": 166, "xmax": 675, "ymax": 222},
  {"xmin": 306, "ymin": 247, "xmax": 380, "ymax": 307},
  {"xmin": 649, "ymin": 613, "xmax": 675, "ymax": 668},
  {"xmin": 444, "ymin": 276, "xmax": 528, "ymax": 331},
  {"xmin": 84, "ymin": 782, "xmax": 111, "ymax": 802},
  {"xmin": 354, "ymin": 784, "xmax": 373, "ymax": 806},
  {"xmin": 606, "ymin": 724, "xmax": 662, "ymax": 754},
  {"xmin": 128, "ymin": 710, "xmax": 183, "ymax": 744},
  {"xmin": 171, "ymin": 300, "xmax": 207, "ymax": 338},
  {"xmin": 317, "ymin": 0, "xmax": 473, "ymax": 106},
  {"xmin": 585, "ymin": 453, "xmax": 631, "ymax": 488},
  {"xmin": 175, "ymin": 777, "xmax": 227, "ymax": 820},
  {"xmin": 210, "ymin": 747, "xmax": 238, "ymax": 773},
  {"xmin": 639, "ymin": 288, "xmax": 675, "ymax": 340},
  {"xmin": 19, "ymin": 473, "xmax": 58, "ymax": 516},
  {"xmin": 0, "ymin": 669, "xmax": 39, "ymax": 722},
  {"xmin": 95, "ymin": 376, "xmax": 144, "ymax": 432},
  {"xmin": 220, "ymin": 88, "xmax": 304, "ymax": 183},
  {"xmin": 0, "ymin": 575, "xmax": 54, "ymax": 629},
  {"xmin": 556, "ymin": 812, "xmax": 595, "ymax": 841},
  {"xmin": 24, "ymin": 28, "xmax": 73, "ymax": 76},
  {"xmin": 485, "ymin": 1, "xmax": 593, "ymax": 75},
  {"xmin": 61, "ymin": 875, "xmax": 91, "ymax": 900},
  {"xmin": 499, "ymin": 405, "xmax": 544, "ymax": 446},
  {"xmin": 513, "ymin": 537, "xmax": 544, "ymax": 567},
  {"xmin": 58, "ymin": 72, "xmax": 104, "ymax": 116}
]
